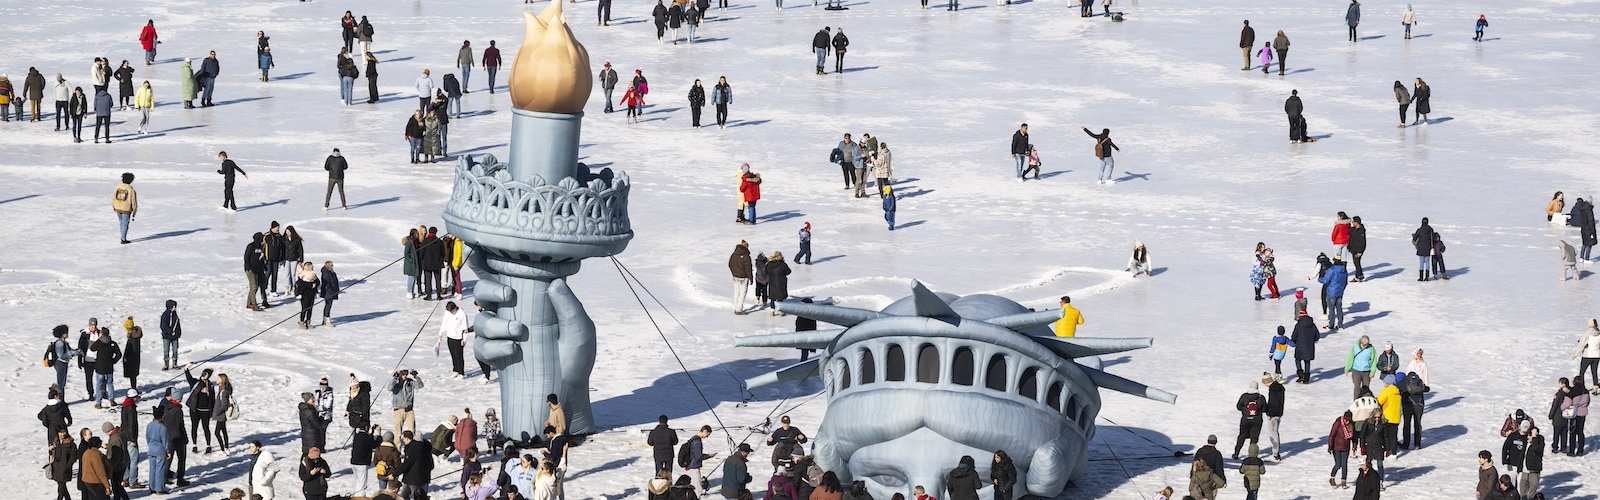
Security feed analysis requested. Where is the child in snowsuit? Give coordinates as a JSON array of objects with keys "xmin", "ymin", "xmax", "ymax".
[
  {"xmin": 883, "ymin": 185, "xmax": 898, "ymax": 230},
  {"xmin": 1022, "ymin": 145, "xmax": 1042, "ymax": 180},
  {"xmin": 1257, "ymin": 42, "xmax": 1273, "ymax": 74},
  {"xmin": 621, "ymin": 87, "xmax": 643, "ymax": 123},
  {"xmin": 259, "ymin": 49, "xmax": 274, "ymax": 81},
  {"xmin": 1475, "ymin": 15, "xmax": 1488, "ymax": 42}
]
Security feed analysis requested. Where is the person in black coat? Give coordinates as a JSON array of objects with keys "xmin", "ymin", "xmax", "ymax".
[
  {"xmin": 1412, "ymin": 218, "xmax": 1435, "ymax": 281},
  {"xmin": 687, "ymin": 80, "xmax": 705, "ymax": 128},
  {"xmin": 419, "ymin": 228, "xmax": 446, "ymax": 300},
  {"xmin": 1290, "ymin": 314, "xmax": 1319, "ymax": 384},
  {"xmin": 1410, "ymin": 78, "xmax": 1431, "ymax": 125},
  {"xmin": 812, "ymin": 28, "xmax": 831, "ymax": 74},
  {"xmin": 38, "ymin": 389, "xmax": 73, "ymax": 446},
  {"xmin": 396, "ymin": 430, "xmax": 435, "ymax": 498},
  {"xmin": 1580, "ymin": 200, "xmax": 1598, "ymax": 261},
  {"xmin": 244, "ymin": 233, "xmax": 267, "ymax": 310},
  {"xmin": 1284, "ymin": 90, "xmax": 1306, "ymax": 143},
  {"xmin": 364, "ymin": 52, "xmax": 380, "ymax": 103},
  {"xmin": 218, "ymin": 152, "xmax": 248, "ymax": 210},
  {"xmin": 652, "ymin": 0, "xmax": 669, "ymax": 42},
  {"xmin": 320, "ymin": 262, "xmax": 341, "ymax": 326},
  {"xmin": 300, "ymin": 392, "xmax": 325, "ymax": 454},
  {"xmin": 667, "ymin": 2, "xmax": 684, "ymax": 44},
  {"xmin": 1348, "ymin": 216, "xmax": 1368, "ymax": 281},
  {"xmin": 91, "ymin": 329, "xmax": 123, "ymax": 408},
  {"xmin": 1010, "ymin": 124, "xmax": 1030, "ymax": 181},
  {"xmin": 990, "ymin": 451, "xmax": 1017, "ymax": 500},
  {"xmin": 945, "ymin": 455, "xmax": 981, "ymax": 500},
  {"xmin": 831, "ymin": 29, "xmax": 850, "ymax": 74},
  {"xmin": 324, "ymin": 148, "xmax": 349, "ymax": 210},
  {"xmin": 162, "ymin": 389, "xmax": 190, "ymax": 486},
  {"xmin": 1193, "ymin": 436, "xmax": 1226, "ymax": 486},
  {"xmin": 1233, "ymin": 383, "xmax": 1266, "ymax": 459},
  {"xmin": 300, "ymin": 447, "xmax": 333, "ymax": 500},
  {"xmin": 1264, "ymin": 375, "xmax": 1287, "ymax": 460},
  {"xmin": 1352, "ymin": 459, "xmax": 1380, "ymax": 500},
  {"xmin": 646, "ymin": 415, "xmax": 678, "ymax": 472},
  {"xmin": 1522, "ymin": 426, "xmax": 1544, "ymax": 497}
]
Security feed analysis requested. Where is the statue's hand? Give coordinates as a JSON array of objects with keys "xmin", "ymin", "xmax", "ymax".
[
  {"xmin": 471, "ymin": 275, "xmax": 526, "ymax": 369},
  {"xmin": 549, "ymin": 278, "xmax": 596, "ymax": 346}
]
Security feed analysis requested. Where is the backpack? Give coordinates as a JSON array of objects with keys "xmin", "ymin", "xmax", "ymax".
[
  {"xmin": 1245, "ymin": 397, "xmax": 1261, "ymax": 418},
  {"xmin": 677, "ymin": 439, "xmax": 694, "ymax": 468},
  {"xmin": 829, "ymin": 148, "xmax": 843, "ymax": 164},
  {"xmin": 1404, "ymin": 372, "xmax": 1428, "ymax": 395},
  {"xmin": 42, "ymin": 339, "xmax": 60, "ymax": 368},
  {"xmin": 363, "ymin": 24, "xmax": 375, "ymax": 37},
  {"xmin": 375, "ymin": 459, "xmax": 389, "ymax": 476}
]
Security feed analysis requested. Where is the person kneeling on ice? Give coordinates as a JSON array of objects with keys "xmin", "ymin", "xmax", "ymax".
[
  {"xmin": 1126, "ymin": 240, "xmax": 1152, "ymax": 276},
  {"xmin": 882, "ymin": 185, "xmax": 897, "ymax": 230}
]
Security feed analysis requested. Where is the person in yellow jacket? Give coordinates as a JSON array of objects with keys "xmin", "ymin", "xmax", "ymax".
[
  {"xmin": 1375, "ymin": 373, "xmax": 1403, "ymax": 454},
  {"xmin": 113, "ymin": 172, "xmax": 138, "ymax": 244},
  {"xmin": 1054, "ymin": 295, "xmax": 1084, "ymax": 337},
  {"xmin": 446, "ymin": 233, "xmax": 466, "ymax": 296},
  {"xmin": 133, "ymin": 80, "xmax": 154, "ymax": 134}
]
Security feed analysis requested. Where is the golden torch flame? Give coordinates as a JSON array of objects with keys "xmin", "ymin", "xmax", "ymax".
[{"xmin": 509, "ymin": 1, "xmax": 594, "ymax": 114}]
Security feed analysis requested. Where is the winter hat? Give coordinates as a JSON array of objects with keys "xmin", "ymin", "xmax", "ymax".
[
  {"xmin": 1248, "ymin": 381, "xmax": 1259, "ymax": 392},
  {"xmin": 1520, "ymin": 420, "xmax": 1533, "ymax": 431},
  {"xmin": 739, "ymin": 162, "xmax": 750, "ymax": 173},
  {"xmin": 1260, "ymin": 373, "xmax": 1273, "ymax": 385},
  {"xmin": 604, "ymin": 61, "xmax": 611, "ymax": 68},
  {"xmin": 1384, "ymin": 341, "xmax": 1394, "ymax": 351},
  {"xmin": 270, "ymin": 221, "xmax": 281, "ymax": 229},
  {"xmin": 301, "ymin": 391, "xmax": 314, "ymax": 401},
  {"xmin": 1276, "ymin": 325, "xmax": 1285, "ymax": 335},
  {"xmin": 1295, "ymin": 289, "xmax": 1304, "ymax": 299},
  {"xmin": 126, "ymin": 389, "xmax": 138, "ymax": 399},
  {"xmin": 383, "ymin": 431, "xmax": 395, "ymax": 442},
  {"xmin": 102, "ymin": 422, "xmax": 115, "ymax": 433},
  {"xmin": 486, "ymin": 408, "xmax": 496, "ymax": 416},
  {"xmin": 803, "ymin": 222, "xmax": 811, "ymax": 230},
  {"xmin": 1206, "ymin": 434, "xmax": 1218, "ymax": 444},
  {"xmin": 124, "ymin": 317, "xmax": 135, "ymax": 330}
]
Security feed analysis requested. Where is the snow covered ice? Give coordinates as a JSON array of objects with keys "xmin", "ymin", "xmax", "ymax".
[{"xmin": 4, "ymin": 0, "xmax": 1600, "ymax": 498}]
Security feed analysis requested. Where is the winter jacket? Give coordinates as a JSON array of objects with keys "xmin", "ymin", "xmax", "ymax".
[
  {"xmin": 598, "ymin": 68, "xmax": 618, "ymax": 90},
  {"xmin": 1239, "ymin": 454, "xmax": 1264, "ymax": 491},
  {"xmin": 648, "ymin": 423, "xmax": 678, "ymax": 463},
  {"xmin": 767, "ymin": 474, "xmax": 799, "ymax": 500},
  {"xmin": 1268, "ymin": 330, "xmax": 1293, "ymax": 360},
  {"xmin": 767, "ymin": 259, "xmax": 792, "ymax": 301},
  {"xmin": 1345, "ymin": 2, "xmax": 1361, "ymax": 26},
  {"xmin": 1376, "ymin": 350, "xmax": 1400, "ymax": 375},
  {"xmin": 24, "ymin": 69, "xmax": 47, "ymax": 101},
  {"xmin": 300, "ymin": 455, "xmax": 332, "ymax": 497},
  {"xmin": 991, "ymin": 452, "xmax": 1017, "ymax": 499},
  {"xmin": 1192, "ymin": 445, "xmax": 1226, "ymax": 486},
  {"xmin": 397, "ymin": 439, "xmax": 435, "ymax": 486},
  {"xmin": 1401, "ymin": 8, "xmax": 1416, "ymax": 25},
  {"xmin": 93, "ymin": 90, "xmax": 113, "ymax": 117},
  {"xmin": 668, "ymin": 4, "xmax": 684, "ymax": 28},
  {"xmin": 1345, "ymin": 343, "xmax": 1376, "ymax": 373},
  {"xmin": 457, "ymin": 46, "xmax": 474, "ymax": 68},
  {"xmin": 876, "ymin": 146, "xmax": 893, "ymax": 178},
  {"xmin": 112, "ymin": 182, "xmax": 139, "ymax": 216},
  {"xmin": 1265, "ymin": 380, "xmax": 1285, "ymax": 417},
  {"xmin": 1084, "ymin": 128, "xmax": 1118, "ymax": 158},
  {"xmin": 1476, "ymin": 463, "xmax": 1499, "ymax": 499},
  {"xmin": 390, "ymin": 375, "xmax": 423, "ymax": 409},
  {"xmin": 832, "ymin": 32, "xmax": 849, "ymax": 52},
  {"xmin": 81, "ymin": 447, "xmax": 111, "ymax": 492},
  {"xmin": 444, "ymin": 75, "xmax": 461, "ymax": 98},
  {"xmin": 1273, "ymin": 33, "xmax": 1290, "ymax": 51},
  {"xmin": 688, "ymin": 85, "xmax": 705, "ymax": 107},
  {"xmin": 1010, "ymin": 130, "xmax": 1029, "ymax": 155},
  {"xmin": 1563, "ymin": 389, "xmax": 1591, "ymax": 417},
  {"xmin": 1394, "ymin": 85, "xmax": 1411, "ymax": 105},
  {"xmin": 1502, "ymin": 430, "xmax": 1528, "ymax": 470},
  {"xmin": 92, "ymin": 337, "xmax": 122, "ymax": 375},
  {"xmin": 1578, "ymin": 329, "xmax": 1600, "ymax": 359},
  {"xmin": 1239, "ymin": 25, "xmax": 1255, "ymax": 48},
  {"xmin": 945, "ymin": 460, "xmax": 981, "ymax": 500},
  {"xmin": 1361, "ymin": 417, "xmax": 1386, "ymax": 456},
  {"xmin": 720, "ymin": 454, "xmax": 752, "ymax": 498},
  {"xmin": 299, "ymin": 401, "xmax": 323, "ymax": 451},
  {"xmin": 119, "ymin": 399, "xmax": 139, "ymax": 442},
  {"xmin": 1055, "ymin": 304, "xmax": 1086, "ymax": 338},
  {"xmin": 319, "ymin": 267, "xmax": 340, "ymax": 300},
  {"xmin": 69, "ymin": 92, "xmax": 87, "ymax": 116},
  {"xmin": 200, "ymin": 57, "xmax": 220, "ymax": 79},
  {"xmin": 686, "ymin": 435, "xmax": 712, "ymax": 469},
  {"xmin": 1331, "ymin": 217, "xmax": 1351, "ymax": 245},
  {"xmin": 1348, "ymin": 224, "xmax": 1367, "ymax": 254},
  {"xmin": 38, "ymin": 399, "xmax": 73, "ymax": 437},
  {"xmin": 455, "ymin": 416, "xmax": 478, "ymax": 457},
  {"xmin": 1318, "ymin": 263, "xmax": 1348, "ymax": 297},
  {"xmin": 813, "ymin": 30, "xmax": 831, "ymax": 50},
  {"xmin": 373, "ymin": 442, "xmax": 401, "ymax": 480},
  {"xmin": 49, "ymin": 438, "xmax": 76, "ymax": 483},
  {"xmin": 1412, "ymin": 223, "xmax": 1435, "ymax": 256},
  {"xmin": 420, "ymin": 235, "xmax": 446, "ymax": 271},
  {"xmin": 1283, "ymin": 95, "xmax": 1303, "ymax": 117},
  {"xmin": 1525, "ymin": 434, "xmax": 1544, "ymax": 473},
  {"xmin": 739, "ymin": 173, "xmax": 763, "ymax": 203},
  {"xmin": 653, "ymin": 3, "xmax": 669, "ymax": 26},
  {"xmin": 712, "ymin": 83, "xmax": 731, "ymax": 105},
  {"xmin": 54, "ymin": 79, "xmax": 71, "ymax": 102},
  {"xmin": 160, "ymin": 303, "xmax": 182, "ymax": 340},
  {"xmin": 178, "ymin": 61, "xmax": 197, "ymax": 101},
  {"xmin": 838, "ymin": 140, "xmax": 860, "ymax": 165},
  {"xmin": 1187, "ymin": 467, "xmax": 1222, "ymax": 500},
  {"xmin": 1352, "ymin": 468, "xmax": 1379, "ymax": 500},
  {"xmin": 415, "ymin": 74, "xmax": 433, "ymax": 98},
  {"xmin": 883, "ymin": 192, "xmax": 897, "ymax": 213},
  {"xmin": 729, "ymin": 244, "xmax": 752, "ymax": 279},
  {"xmin": 1413, "ymin": 84, "xmax": 1431, "ymax": 114},
  {"xmin": 483, "ymin": 46, "xmax": 502, "ymax": 67},
  {"xmin": 1477, "ymin": 18, "xmax": 1489, "ymax": 31},
  {"xmin": 1376, "ymin": 384, "xmax": 1401, "ymax": 423}
]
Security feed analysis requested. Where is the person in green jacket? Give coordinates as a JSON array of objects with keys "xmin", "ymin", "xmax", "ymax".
[
  {"xmin": 180, "ymin": 59, "xmax": 197, "ymax": 108},
  {"xmin": 720, "ymin": 443, "xmax": 753, "ymax": 498},
  {"xmin": 403, "ymin": 230, "xmax": 420, "ymax": 299},
  {"xmin": 1238, "ymin": 443, "xmax": 1264, "ymax": 500},
  {"xmin": 1344, "ymin": 335, "xmax": 1377, "ymax": 400}
]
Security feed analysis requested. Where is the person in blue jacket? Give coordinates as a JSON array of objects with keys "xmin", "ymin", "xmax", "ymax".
[
  {"xmin": 147, "ymin": 406, "xmax": 171, "ymax": 494},
  {"xmin": 1268, "ymin": 326, "xmax": 1295, "ymax": 375},
  {"xmin": 1345, "ymin": 335, "xmax": 1377, "ymax": 400},
  {"xmin": 882, "ymin": 185, "xmax": 897, "ymax": 230},
  {"xmin": 1318, "ymin": 256, "xmax": 1349, "ymax": 331}
]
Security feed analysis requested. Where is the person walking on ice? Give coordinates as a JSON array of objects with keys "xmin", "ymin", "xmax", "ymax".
[
  {"xmin": 882, "ymin": 185, "xmax": 897, "ymax": 230},
  {"xmin": 217, "ymin": 151, "xmax": 248, "ymax": 211},
  {"xmin": 113, "ymin": 172, "xmax": 138, "ymax": 244},
  {"xmin": 1475, "ymin": 15, "xmax": 1489, "ymax": 42},
  {"xmin": 1081, "ymin": 126, "xmax": 1119, "ymax": 184},
  {"xmin": 1010, "ymin": 124, "xmax": 1030, "ymax": 182}
]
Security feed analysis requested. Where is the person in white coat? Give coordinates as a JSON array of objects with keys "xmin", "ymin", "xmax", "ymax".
[
  {"xmin": 1400, "ymin": 4, "xmax": 1417, "ymax": 40},
  {"xmin": 249, "ymin": 442, "xmax": 278, "ymax": 499},
  {"xmin": 1574, "ymin": 319, "xmax": 1600, "ymax": 384},
  {"xmin": 438, "ymin": 301, "xmax": 472, "ymax": 379},
  {"xmin": 415, "ymin": 69, "xmax": 434, "ymax": 114}
]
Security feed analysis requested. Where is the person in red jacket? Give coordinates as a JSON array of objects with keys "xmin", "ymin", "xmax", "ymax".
[
  {"xmin": 739, "ymin": 170, "xmax": 763, "ymax": 225},
  {"xmin": 139, "ymin": 21, "xmax": 159, "ymax": 65},
  {"xmin": 1331, "ymin": 211, "xmax": 1352, "ymax": 259},
  {"xmin": 621, "ymin": 87, "xmax": 643, "ymax": 124},
  {"xmin": 1328, "ymin": 410, "xmax": 1356, "ymax": 489}
]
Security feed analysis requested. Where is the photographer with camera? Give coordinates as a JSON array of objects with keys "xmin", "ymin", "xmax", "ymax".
[{"xmin": 389, "ymin": 368, "xmax": 424, "ymax": 444}]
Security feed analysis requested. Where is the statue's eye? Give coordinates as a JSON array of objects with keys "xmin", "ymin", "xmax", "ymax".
[{"xmin": 869, "ymin": 474, "xmax": 907, "ymax": 488}]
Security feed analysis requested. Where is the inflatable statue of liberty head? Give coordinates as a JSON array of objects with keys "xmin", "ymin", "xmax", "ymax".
[{"xmin": 736, "ymin": 281, "xmax": 1175, "ymax": 499}]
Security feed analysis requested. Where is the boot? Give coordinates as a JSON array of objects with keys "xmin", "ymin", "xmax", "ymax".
[
  {"xmin": 1340, "ymin": 479, "xmax": 1348, "ymax": 489},
  {"xmin": 1440, "ymin": 270, "xmax": 1449, "ymax": 280},
  {"xmin": 1417, "ymin": 270, "xmax": 1426, "ymax": 282}
]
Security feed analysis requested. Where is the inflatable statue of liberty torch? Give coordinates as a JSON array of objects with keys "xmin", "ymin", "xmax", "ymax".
[{"xmin": 442, "ymin": 1, "xmax": 631, "ymax": 441}]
